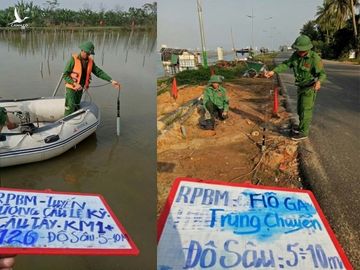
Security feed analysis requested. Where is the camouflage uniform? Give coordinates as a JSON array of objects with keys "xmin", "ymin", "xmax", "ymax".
[
  {"xmin": 203, "ymin": 75, "xmax": 229, "ymax": 120},
  {"xmin": 273, "ymin": 35, "xmax": 326, "ymax": 136}
]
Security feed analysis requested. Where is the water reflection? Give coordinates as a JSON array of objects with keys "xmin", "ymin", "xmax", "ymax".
[{"xmin": 0, "ymin": 29, "xmax": 156, "ymax": 77}]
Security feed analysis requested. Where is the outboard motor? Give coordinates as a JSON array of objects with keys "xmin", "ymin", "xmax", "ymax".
[{"xmin": 14, "ymin": 111, "xmax": 31, "ymax": 125}]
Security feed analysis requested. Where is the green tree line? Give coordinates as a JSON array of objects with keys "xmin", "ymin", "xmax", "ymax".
[
  {"xmin": 301, "ymin": 0, "xmax": 359, "ymax": 59},
  {"xmin": 0, "ymin": 0, "xmax": 156, "ymax": 28}
]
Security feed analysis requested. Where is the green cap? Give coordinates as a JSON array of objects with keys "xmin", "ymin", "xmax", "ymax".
[
  {"xmin": 79, "ymin": 41, "xmax": 95, "ymax": 55},
  {"xmin": 292, "ymin": 35, "xmax": 313, "ymax": 51},
  {"xmin": 208, "ymin": 75, "xmax": 223, "ymax": 84}
]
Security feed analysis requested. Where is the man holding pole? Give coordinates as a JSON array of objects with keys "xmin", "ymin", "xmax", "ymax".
[
  {"xmin": 265, "ymin": 35, "xmax": 326, "ymax": 141},
  {"xmin": 63, "ymin": 41, "xmax": 121, "ymax": 116}
]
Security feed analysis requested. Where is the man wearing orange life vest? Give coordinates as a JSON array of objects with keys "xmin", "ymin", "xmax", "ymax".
[{"xmin": 63, "ymin": 41, "xmax": 121, "ymax": 116}]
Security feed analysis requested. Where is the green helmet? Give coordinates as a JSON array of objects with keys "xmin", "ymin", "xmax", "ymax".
[
  {"xmin": 79, "ymin": 41, "xmax": 95, "ymax": 55},
  {"xmin": 208, "ymin": 75, "xmax": 223, "ymax": 84},
  {"xmin": 292, "ymin": 35, "xmax": 313, "ymax": 51}
]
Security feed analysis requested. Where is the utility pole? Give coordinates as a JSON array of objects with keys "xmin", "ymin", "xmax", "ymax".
[
  {"xmin": 247, "ymin": 8, "xmax": 254, "ymax": 51},
  {"xmin": 230, "ymin": 27, "xmax": 237, "ymax": 60},
  {"xmin": 196, "ymin": 0, "xmax": 208, "ymax": 68}
]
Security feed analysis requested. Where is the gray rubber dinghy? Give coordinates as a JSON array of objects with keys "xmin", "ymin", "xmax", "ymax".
[{"xmin": 0, "ymin": 97, "xmax": 100, "ymax": 167}]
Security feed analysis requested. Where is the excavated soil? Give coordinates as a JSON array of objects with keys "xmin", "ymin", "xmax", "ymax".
[{"xmin": 157, "ymin": 77, "xmax": 302, "ymax": 216}]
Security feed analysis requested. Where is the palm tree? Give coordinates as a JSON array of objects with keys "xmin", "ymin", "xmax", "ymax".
[
  {"xmin": 316, "ymin": 2, "xmax": 337, "ymax": 44},
  {"xmin": 316, "ymin": 0, "xmax": 358, "ymax": 39},
  {"xmin": 350, "ymin": 0, "xmax": 358, "ymax": 38}
]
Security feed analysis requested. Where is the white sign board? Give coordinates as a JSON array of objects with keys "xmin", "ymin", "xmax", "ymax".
[
  {"xmin": 0, "ymin": 188, "xmax": 138, "ymax": 255},
  {"xmin": 158, "ymin": 178, "xmax": 351, "ymax": 269}
]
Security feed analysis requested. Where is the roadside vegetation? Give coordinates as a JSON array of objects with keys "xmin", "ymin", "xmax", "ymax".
[
  {"xmin": 158, "ymin": 63, "xmax": 249, "ymax": 89},
  {"xmin": 0, "ymin": 0, "xmax": 156, "ymax": 28},
  {"xmin": 253, "ymin": 52, "xmax": 278, "ymax": 69}
]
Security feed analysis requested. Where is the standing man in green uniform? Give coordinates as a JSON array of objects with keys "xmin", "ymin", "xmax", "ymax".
[
  {"xmin": 200, "ymin": 75, "xmax": 229, "ymax": 130},
  {"xmin": 63, "ymin": 41, "xmax": 121, "ymax": 116},
  {"xmin": 265, "ymin": 35, "xmax": 326, "ymax": 141}
]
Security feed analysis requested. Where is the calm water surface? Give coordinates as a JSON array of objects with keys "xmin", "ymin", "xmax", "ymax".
[{"xmin": 0, "ymin": 29, "xmax": 156, "ymax": 269}]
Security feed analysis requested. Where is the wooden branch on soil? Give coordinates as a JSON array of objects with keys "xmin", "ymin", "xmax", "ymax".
[{"xmin": 158, "ymin": 96, "xmax": 201, "ymax": 136}]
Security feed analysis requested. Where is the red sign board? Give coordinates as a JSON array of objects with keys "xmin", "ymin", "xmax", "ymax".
[
  {"xmin": 0, "ymin": 187, "xmax": 139, "ymax": 256},
  {"xmin": 158, "ymin": 178, "xmax": 352, "ymax": 269}
]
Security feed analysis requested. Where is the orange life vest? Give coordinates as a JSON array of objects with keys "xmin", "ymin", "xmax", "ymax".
[{"xmin": 65, "ymin": 54, "xmax": 93, "ymax": 90}]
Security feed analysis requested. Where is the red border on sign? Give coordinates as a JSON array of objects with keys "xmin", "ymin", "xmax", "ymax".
[
  {"xmin": 0, "ymin": 187, "xmax": 139, "ymax": 256},
  {"xmin": 157, "ymin": 177, "xmax": 353, "ymax": 269}
]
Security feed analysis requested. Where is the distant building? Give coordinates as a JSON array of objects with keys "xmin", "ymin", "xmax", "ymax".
[
  {"xmin": 235, "ymin": 48, "xmax": 251, "ymax": 61},
  {"xmin": 160, "ymin": 47, "xmax": 199, "ymax": 75},
  {"xmin": 279, "ymin": 45, "xmax": 292, "ymax": 52}
]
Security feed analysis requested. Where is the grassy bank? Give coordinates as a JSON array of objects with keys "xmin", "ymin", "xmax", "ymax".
[
  {"xmin": 253, "ymin": 52, "xmax": 278, "ymax": 69},
  {"xmin": 158, "ymin": 63, "xmax": 248, "ymax": 87}
]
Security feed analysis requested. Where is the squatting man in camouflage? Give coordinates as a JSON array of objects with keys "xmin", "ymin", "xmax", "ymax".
[
  {"xmin": 63, "ymin": 41, "xmax": 121, "ymax": 116},
  {"xmin": 265, "ymin": 35, "xmax": 326, "ymax": 141},
  {"xmin": 200, "ymin": 75, "xmax": 230, "ymax": 130}
]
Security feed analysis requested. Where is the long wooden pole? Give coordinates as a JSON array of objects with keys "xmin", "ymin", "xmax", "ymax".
[
  {"xmin": 197, "ymin": 0, "xmax": 208, "ymax": 68},
  {"xmin": 52, "ymin": 73, "xmax": 64, "ymax": 97},
  {"xmin": 230, "ymin": 27, "xmax": 237, "ymax": 60}
]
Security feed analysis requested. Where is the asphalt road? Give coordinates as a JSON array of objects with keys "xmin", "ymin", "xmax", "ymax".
[{"xmin": 275, "ymin": 52, "xmax": 360, "ymax": 267}]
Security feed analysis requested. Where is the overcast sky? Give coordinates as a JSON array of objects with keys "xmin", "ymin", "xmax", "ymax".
[
  {"xmin": 158, "ymin": 0, "xmax": 323, "ymax": 51},
  {"xmin": 0, "ymin": 0, "xmax": 149, "ymax": 11}
]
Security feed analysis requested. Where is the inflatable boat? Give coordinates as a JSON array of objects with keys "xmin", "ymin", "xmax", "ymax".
[{"xmin": 0, "ymin": 97, "xmax": 100, "ymax": 167}]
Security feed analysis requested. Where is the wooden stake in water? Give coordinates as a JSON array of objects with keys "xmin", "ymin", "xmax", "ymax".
[
  {"xmin": 117, "ymin": 90, "xmax": 121, "ymax": 136},
  {"xmin": 125, "ymin": 21, "xmax": 135, "ymax": 63}
]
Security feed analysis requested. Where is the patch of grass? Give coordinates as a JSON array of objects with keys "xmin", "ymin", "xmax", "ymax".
[
  {"xmin": 157, "ymin": 76, "xmax": 172, "ymax": 86},
  {"xmin": 253, "ymin": 53, "xmax": 278, "ymax": 69},
  {"xmin": 173, "ymin": 64, "xmax": 248, "ymax": 86},
  {"xmin": 174, "ymin": 68, "xmax": 211, "ymax": 85}
]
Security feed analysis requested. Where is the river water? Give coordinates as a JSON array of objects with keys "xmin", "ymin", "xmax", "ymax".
[{"xmin": 0, "ymin": 29, "xmax": 156, "ymax": 269}]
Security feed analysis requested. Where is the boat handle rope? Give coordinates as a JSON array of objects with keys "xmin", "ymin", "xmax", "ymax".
[
  {"xmin": 0, "ymin": 133, "xmax": 28, "ymax": 150},
  {"xmin": 13, "ymin": 109, "xmax": 88, "ymax": 144},
  {"xmin": 89, "ymin": 82, "xmax": 112, "ymax": 88},
  {"xmin": 64, "ymin": 110, "xmax": 90, "ymax": 126},
  {"xmin": 29, "ymin": 121, "xmax": 66, "ymax": 143},
  {"xmin": 82, "ymin": 89, "xmax": 92, "ymax": 104},
  {"xmin": 79, "ymin": 82, "xmax": 111, "ymax": 104}
]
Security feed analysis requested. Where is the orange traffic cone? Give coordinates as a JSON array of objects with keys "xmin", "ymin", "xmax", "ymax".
[
  {"xmin": 172, "ymin": 77, "xmax": 178, "ymax": 100},
  {"xmin": 273, "ymin": 87, "xmax": 279, "ymax": 115}
]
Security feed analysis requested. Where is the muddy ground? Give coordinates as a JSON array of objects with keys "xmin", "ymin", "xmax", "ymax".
[{"xmin": 157, "ymin": 77, "xmax": 302, "ymax": 216}]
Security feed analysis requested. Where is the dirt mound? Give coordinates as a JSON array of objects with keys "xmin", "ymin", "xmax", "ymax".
[{"xmin": 157, "ymin": 78, "xmax": 301, "ymax": 216}]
